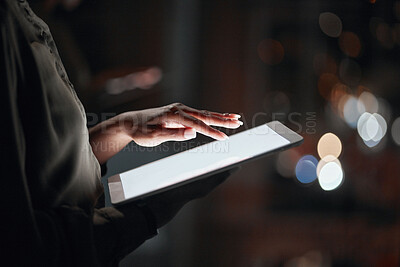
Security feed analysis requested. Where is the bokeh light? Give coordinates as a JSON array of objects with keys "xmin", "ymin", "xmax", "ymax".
[
  {"xmin": 376, "ymin": 22, "xmax": 395, "ymax": 49},
  {"xmin": 357, "ymin": 112, "xmax": 387, "ymax": 147},
  {"xmin": 316, "ymin": 155, "xmax": 341, "ymax": 177},
  {"xmin": 276, "ymin": 150, "xmax": 300, "ymax": 178},
  {"xmin": 391, "ymin": 117, "xmax": 400, "ymax": 145},
  {"xmin": 263, "ymin": 91, "xmax": 291, "ymax": 114},
  {"xmin": 105, "ymin": 67, "xmax": 162, "ymax": 95},
  {"xmin": 319, "ymin": 12, "xmax": 343, "ymax": 38},
  {"xmin": 339, "ymin": 32, "xmax": 362, "ymax": 57},
  {"xmin": 358, "ymin": 91, "xmax": 378, "ymax": 113},
  {"xmin": 369, "ymin": 17, "xmax": 384, "ymax": 38},
  {"xmin": 257, "ymin": 39, "xmax": 285, "ymax": 65},
  {"xmin": 318, "ymin": 160, "xmax": 344, "ymax": 191},
  {"xmin": 318, "ymin": 73, "xmax": 339, "ymax": 100},
  {"xmin": 329, "ymin": 83, "xmax": 349, "ymax": 110},
  {"xmin": 343, "ymin": 95, "xmax": 365, "ymax": 128},
  {"xmin": 295, "ymin": 155, "xmax": 318, "ymax": 184},
  {"xmin": 317, "ymin": 133, "xmax": 342, "ymax": 159},
  {"xmin": 377, "ymin": 98, "xmax": 392, "ymax": 122}
]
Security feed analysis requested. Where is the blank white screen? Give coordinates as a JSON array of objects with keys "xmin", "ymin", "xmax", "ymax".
[{"xmin": 119, "ymin": 124, "xmax": 290, "ymax": 200}]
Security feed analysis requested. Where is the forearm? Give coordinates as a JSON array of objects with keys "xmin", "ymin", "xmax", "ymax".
[{"xmin": 89, "ymin": 115, "xmax": 134, "ymax": 164}]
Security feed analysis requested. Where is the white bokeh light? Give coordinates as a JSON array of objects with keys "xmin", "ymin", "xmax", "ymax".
[
  {"xmin": 358, "ymin": 91, "xmax": 378, "ymax": 113},
  {"xmin": 357, "ymin": 112, "xmax": 387, "ymax": 147},
  {"xmin": 318, "ymin": 161, "xmax": 344, "ymax": 191},
  {"xmin": 343, "ymin": 96, "xmax": 364, "ymax": 128},
  {"xmin": 317, "ymin": 155, "xmax": 341, "ymax": 177}
]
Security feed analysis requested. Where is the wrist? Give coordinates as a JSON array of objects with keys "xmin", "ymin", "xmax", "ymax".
[
  {"xmin": 112, "ymin": 112, "xmax": 138, "ymax": 138},
  {"xmin": 89, "ymin": 115, "xmax": 135, "ymax": 164}
]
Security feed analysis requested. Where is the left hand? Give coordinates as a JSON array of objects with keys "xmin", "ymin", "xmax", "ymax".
[
  {"xmin": 116, "ymin": 103, "xmax": 242, "ymax": 147},
  {"xmin": 89, "ymin": 103, "xmax": 242, "ymax": 164}
]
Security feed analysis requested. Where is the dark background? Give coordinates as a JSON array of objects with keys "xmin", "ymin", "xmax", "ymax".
[{"xmin": 31, "ymin": 0, "xmax": 400, "ymax": 266}]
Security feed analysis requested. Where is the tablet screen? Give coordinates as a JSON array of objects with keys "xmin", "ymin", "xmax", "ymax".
[{"xmin": 118, "ymin": 124, "xmax": 291, "ymax": 200}]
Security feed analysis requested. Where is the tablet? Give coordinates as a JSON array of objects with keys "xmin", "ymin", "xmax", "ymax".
[{"xmin": 108, "ymin": 121, "xmax": 303, "ymax": 205}]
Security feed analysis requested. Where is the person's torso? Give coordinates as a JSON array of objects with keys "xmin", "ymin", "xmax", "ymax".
[{"xmin": 7, "ymin": 0, "xmax": 102, "ymax": 212}]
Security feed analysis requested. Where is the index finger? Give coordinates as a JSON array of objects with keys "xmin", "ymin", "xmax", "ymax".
[
  {"xmin": 183, "ymin": 106, "xmax": 241, "ymax": 119},
  {"xmin": 168, "ymin": 112, "xmax": 229, "ymax": 140}
]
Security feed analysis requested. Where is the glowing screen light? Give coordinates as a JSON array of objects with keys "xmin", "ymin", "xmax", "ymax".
[
  {"xmin": 118, "ymin": 124, "xmax": 290, "ymax": 200},
  {"xmin": 317, "ymin": 133, "xmax": 342, "ymax": 159},
  {"xmin": 295, "ymin": 155, "xmax": 318, "ymax": 184},
  {"xmin": 318, "ymin": 161, "xmax": 344, "ymax": 191}
]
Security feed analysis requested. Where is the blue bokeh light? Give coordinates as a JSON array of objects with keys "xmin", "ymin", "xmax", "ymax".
[{"xmin": 295, "ymin": 155, "xmax": 318, "ymax": 184}]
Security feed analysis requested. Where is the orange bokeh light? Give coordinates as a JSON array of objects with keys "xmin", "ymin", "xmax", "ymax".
[
  {"xmin": 330, "ymin": 83, "xmax": 349, "ymax": 110},
  {"xmin": 339, "ymin": 32, "xmax": 362, "ymax": 57},
  {"xmin": 376, "ymin": 22, "xmax": 394, "ymax": 49},
  {"xmin": 257, "ymin": 39, "xmax": 285, "ymax": 65},
  {"xmin": 318, "ymin": 73, "xmax": 339, "ymax": 100}
]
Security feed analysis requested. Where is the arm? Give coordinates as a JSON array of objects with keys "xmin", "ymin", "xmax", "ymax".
[
  {"xmin": 0, "ymin": 4, "xmax": 155, "ymax": 265},
  {"xmin": 89, "ymin": 103, "xmax": 242, "ymax": 164}
]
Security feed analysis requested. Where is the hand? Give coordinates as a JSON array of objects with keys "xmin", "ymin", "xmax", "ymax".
[
  {"xmin": 116, "ymin": 103, "xmax": 242, "ymax": 147},
  {"xmin": 89, "ymin": 103, "xmax": 242, "ymax": 164}
]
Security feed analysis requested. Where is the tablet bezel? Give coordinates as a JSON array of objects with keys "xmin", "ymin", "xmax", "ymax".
[{"xmin": 108, "ymin": 121, "xmax": 303, "ymax": 205}]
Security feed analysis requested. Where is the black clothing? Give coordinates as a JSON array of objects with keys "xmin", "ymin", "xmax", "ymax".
[{"xmin": 1, "ymin": 1, "xmax": 155, "ymax": 266}]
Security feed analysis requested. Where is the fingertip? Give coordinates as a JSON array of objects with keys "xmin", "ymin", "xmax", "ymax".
[
  {"xmin": 220, "ymin": 133, "xmax": 229, "ymax": 140},
  {"xmin": 227, "ymin": 120, "xmax": 243, "ymax": 129},
  {"xmin": 184, "ymin": 128, "xmax": 197, "ymax": 139},
  {"xmin": 231, "ymin": 114, "xmax": 241, "ymax": 118},
  {"xmin": 222, "ymin": 113, "xmax": 241, "ymax": 119}
]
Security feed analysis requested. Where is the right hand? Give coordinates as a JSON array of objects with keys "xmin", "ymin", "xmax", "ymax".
[{"xmin": 141, "ymin": 168, "xmax": 238, "ymax": 228}]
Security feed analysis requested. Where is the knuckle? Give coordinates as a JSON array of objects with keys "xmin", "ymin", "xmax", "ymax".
[
  {"xmin": 201, "ymin": 110, "xmax": 211, "ymax": 116},
  {"xmin": 149, "ymin": 130, "xmax": 158, "ymax": 138},
  {"xmin": 169, "ymin": 103, "xmax": 184, "ymax": 113}
]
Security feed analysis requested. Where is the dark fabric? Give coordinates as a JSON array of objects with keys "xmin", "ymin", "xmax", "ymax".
[{"xmin": 0, "ymin": 1, "xmax": 154, "ymax": 266}]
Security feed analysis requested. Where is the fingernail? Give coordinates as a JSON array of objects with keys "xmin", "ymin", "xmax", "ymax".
[
  {"xmin": 236, "ymin": 120, "xmax": 243, "ymax": 125},
  {"xmin": 231, "ymin": 114, "xmax": 241, "ymax": 118},
  {"xmin": 222, "ymin": 133, "xmax": 229, "ymax": 140},
  {"xmin": 184, "ymin": 128, "xmax": 197, "ymax": 139}
]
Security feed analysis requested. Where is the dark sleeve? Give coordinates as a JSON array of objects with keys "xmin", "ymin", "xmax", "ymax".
[
  {"xmin": 101, "ymin": 162, "xmax": 108, "ymax": 176},
  {"xmin": 0, "ymin": 3, "xmax": 154, "ymax": 266}
]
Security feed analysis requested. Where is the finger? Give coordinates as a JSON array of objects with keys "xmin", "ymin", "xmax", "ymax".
[
  {"xmin": 162, "ymin": 122, "xmax": 186, "ymax": 128},
  {"xmin": 169, "ymin": 112, "xmax": 229, "ymax": 140},
  {"xmin": 181, "ymin": 106, "xmax": 241, "ymax": 120},
  {"xmin": 153, "ymin": 127, "xmax": 197, "ymax": 142},
  {"xmin": 210, "ymin": 112, "xmax": 241, "ymax": 119},
  {"xmin": 185, "ymin": 112, "xmax": 243, "ymax": 129}
]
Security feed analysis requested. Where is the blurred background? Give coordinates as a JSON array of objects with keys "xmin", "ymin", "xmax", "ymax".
[{"xmin": 30, "ymin": 0, "xmax": 400, "ymax": 266}]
